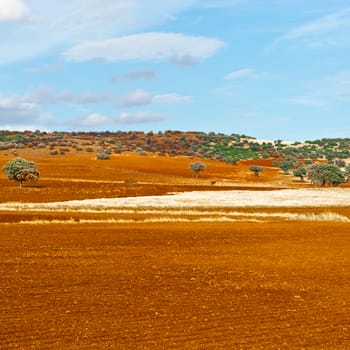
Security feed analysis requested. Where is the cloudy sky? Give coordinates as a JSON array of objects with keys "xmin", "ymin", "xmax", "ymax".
[{"xmin": 0, "ymin": 0, "xmax": 349, "ymax": 140}]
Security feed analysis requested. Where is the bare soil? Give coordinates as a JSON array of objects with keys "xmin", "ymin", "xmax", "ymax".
[
  {"xmin": 1, "ymin": 221, "xmax": 349, "ymax": 349},
  {"xmin": 0, "ymin": 153, "xmax": 349, "ymax": 349}
]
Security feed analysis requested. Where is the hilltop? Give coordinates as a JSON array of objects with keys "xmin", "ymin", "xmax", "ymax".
[{"xmin": 1, "ymin": 129, "xmax": 350, "ymax": 162}]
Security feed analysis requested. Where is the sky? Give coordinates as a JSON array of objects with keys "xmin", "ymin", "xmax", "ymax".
[{"xmin": 0, "ymin": 0, "xmax": 349, "ymax": 141}]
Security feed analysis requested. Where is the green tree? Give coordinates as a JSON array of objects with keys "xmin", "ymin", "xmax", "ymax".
[
  {"xmin": 279, "ymin": 160, "xmax": 295, "ymax": 174},
  {"xmin": 307, "ymin": 163, "xmax": 345, "ymax": 187},
  {"xmin": 189, "ymin": 161, "xmax": 206, "ymax": 178},
  {"xmin": 2, "ymin": 157, "xmax": 40, "ymax": 187},
  {"xmin": 293, "ymin": 167, "xmax": 307, "ymax": 181},
  {"xmin": 250, "ymin": 165, "xmax": 263, "ymax": 176},
  {"xmin": 335, "ymin": 159, "xmax": 346, "ymax": 168}
]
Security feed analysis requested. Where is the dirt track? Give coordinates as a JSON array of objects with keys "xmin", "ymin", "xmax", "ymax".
[{"xmin": 1, "ymin": 221, "xmax": 349, "ymax": 349}]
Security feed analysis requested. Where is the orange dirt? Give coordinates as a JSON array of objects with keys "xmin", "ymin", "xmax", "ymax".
[
  {"xmin": 0, "ymin": 153, "xmax": 307, "ymax": 203},
  {"xmin": 0, "ymin": 221, "xmax": 349, "ymax": 349},
  {"xmin": 0, "ymin": 152, "xmax": 349, "ymax": 349}
]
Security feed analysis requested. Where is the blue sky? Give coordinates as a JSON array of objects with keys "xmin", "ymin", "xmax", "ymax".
[{"xmin": 0, "ymin": 0, "xmax": 349, "ymax": 141}]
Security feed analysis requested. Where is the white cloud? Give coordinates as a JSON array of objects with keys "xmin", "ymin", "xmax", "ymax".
[
  {"xmin": 0, "ymin": 87, "xmax": 110, "ymax": 130},
  {"xmin": 112, "ymin": 69, "xmax": 156, "ymax": 82},
  {"xmin": 225, "ymin": 68, "xmax": 273, "ymax": 81},
  {"xmin": 64, "ymin": 32, "xmax": 225, "ymax": 64},
  {"xmin": 116, "ymin": 111, "xmax": 170, "ymax": 124},
  {"xmin": 118, "ymin": 89, "xmax": 192, "ymax": 107},
  {"xmin": 168, "ymin": 54, "xmax": 198, "ymax": 66},
  {"xmin": 0, "ymin": 124, "xmax": 51, "ymax": 132},
  {"xmin": 0, "ymin": 93, "xmax": 38, "ymax": 122},
  {"xmin": 0, "ymin": 93, "xmax": 55, "ymax": 128},
  {"xmin": 0, "ymin": 0, "xmax": 29, "ymax": 21},
  {"xmin": 24, "ymin": 62, "xmax": 65, "ymax": 73},
  {"xmin": 0, "ymin": 0, "xmax": 202, "ymax": 64},
  {"xmin": 118, "ymin": 89, "xmax": 153, "ymax": 108},
  {"xmin": 152, "ymin": 93, "xmax": 192, "ymax": 104},
  {"xmin": 71, "ymin": 113, "xmax": 114, "ymax": 127},
  {"xmin": 30, "ymin": 86, "xmax": 109, "ymax": 104},
  {"xmin": 282, "ymin": 70, "xmax": 350, "ymax": 108},
  {"xmin": 270, "ymin": 6, "xmax": 350, "ymax": 49},
  {"xmin": 66, "ymin": 110, "xmax": 171, "ymax": 129},
  {"xmin": 282, "ymin": 97, "xmax": 326, "ymax": 108},
  {"xmin": 225, "ymin": 68, "xmax": 255, "ymax": 80}
]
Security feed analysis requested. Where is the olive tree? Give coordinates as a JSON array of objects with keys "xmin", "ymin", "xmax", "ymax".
[
  {"xmin": 293, "ymin": 167, "xmax": 307, "ymax": 181},
  {"xmin": 2, "ymin": 157, "xmax": 40, "ymax": 187},
  {"xmin": 307, "ymin": 163, "xmax": 345, "ymax": 187},
  {"xmin": 250, "ymin": 165, "xmax": 263, "ymax": 176},
  {"xmin": 189, "ymin": 161, "xmax": 206, "ymax": 178},
  {"xmin": 279, "ymin": 160, "xmax": 295, "ymax": 174}
]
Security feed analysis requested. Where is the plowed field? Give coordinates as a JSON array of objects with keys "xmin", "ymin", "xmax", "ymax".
[
  {"xmin": 0, "ymin": 153, "xmax": 350, "ymax": 349},
  {"xmin": 1, "ymin": 221, "xmax": 349, "ymax": 349}
]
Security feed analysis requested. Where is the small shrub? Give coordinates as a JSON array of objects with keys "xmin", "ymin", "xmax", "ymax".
[
  {"xmin": 189, "ymin": 161, "xmax": 206, "ymax": 178},
  {"xmin": 96, "ymin": 152, "xmax": 110, "ymax": 160},
  {"xmin": 137, "ymin": 150, "xmax": 147, "ymax": 156},
  {"xmin": 250, "ymin": 165, "xmax": 263, "ymax": 176}
]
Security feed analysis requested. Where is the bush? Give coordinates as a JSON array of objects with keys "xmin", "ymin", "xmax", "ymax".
[
  {"xmin": 189, "ymin": 161, "xmax": 206, "ymax": 178},
  {"xmin": 293, "ymin": 167, "xmax": 307, "ymax": 181},
  {"xmin": 279, "ymin": 160, "xmax": 295, "ymax": 174},
  {"xmin": 137, "ymin": 150, "xmax": 147, "ymax": 156},
  {"xmin": 250, "ymin": 165, "xmax": 263, "ymax": 176},
  {"xmin": 96, "ymin": 152, "xmax": 110, "ymax": 160},
  {"xmin": 307, "ymin": 163, "xmax": 345, "ymax": 186},
  {"xmin": 335, "ymin": 160, "xmax": 346, "ymax": 168},
  {"xmin": 2, "ymin": 157, "xmax": 40, "ymax": 187}
]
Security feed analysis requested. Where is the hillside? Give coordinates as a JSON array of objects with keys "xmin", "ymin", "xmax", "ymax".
[
  {"xmin": 1, "ymin": 130, "xmax": 349, "ymax": 204},
  {"xmin": 1, "ymin": 130, "xmax": 350, "ymax": 350},
  {"xmin": 1, "ymin": 130, "xmax": 350, "ymax": 162}
]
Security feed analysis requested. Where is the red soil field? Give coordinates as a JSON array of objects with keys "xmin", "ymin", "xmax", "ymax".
[
  {"xmin": 0, "ymin": 152, "xmax": 349, "ymax": 349},
  {"xmin": 0, "ymin": 153, "xmax": 306, "ymax": 203},
  {"xmin": 0, "ymin": 222, "xmax": 349, "ymax": 349}
]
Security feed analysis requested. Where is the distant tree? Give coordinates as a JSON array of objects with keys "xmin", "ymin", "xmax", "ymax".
[
  {"xmin": 335, "ymin": 159, "xmax": 346, "ymax": 168},
  {"xmin": 279, "ymin": 160, "xmax": 295, "ymax": 174},
  {"xmin": 189, "ymin": 161, "xmax": 206, "ymax": 178},
  {"xmin": 326, "ymin": 154, "xmax": 335, "ymax": 164},
  {"xmin": 293, "ymin": 167, "xmax": 307, "ymax": 181},
  {"xmin": 250, "ymin": 165, "xmax": 263, "ymax": 176},
  {"xmin": 224, "ymin": 157, "xmax": 240, "ymax": 165},
  {"xmin": 307, "ymin": 163, "xmax": 345, "ymax": 187},
  {"xmin": 2, "ymin": 157, "xmax": 39, "ymax": 187},
  {"xmin": 96, "ymin": 151, "xmax": 110, "ymax": 160}
]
